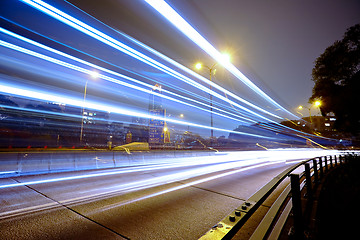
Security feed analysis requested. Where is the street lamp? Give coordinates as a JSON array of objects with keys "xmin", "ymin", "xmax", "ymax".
[
  {"xmin": 195, "ymin": 53, "xmax": 230, "ymax": 146},
  {"xmin": 298, "ymin": 100, "xmax": 321, "ymax": 124},
  {"xmin": 80, "ymin": 70, "xmax": 99, "ymax": 143}
]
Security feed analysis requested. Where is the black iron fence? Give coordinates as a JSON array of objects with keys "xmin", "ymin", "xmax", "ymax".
[{"xmin": 199, "ymin": 153, "xmax": 358, "ymax": 240}]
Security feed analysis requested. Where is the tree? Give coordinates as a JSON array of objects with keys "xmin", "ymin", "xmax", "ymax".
[{"xmin": 310, "ymin": 24, "xmax": 360, "ymax": 135}]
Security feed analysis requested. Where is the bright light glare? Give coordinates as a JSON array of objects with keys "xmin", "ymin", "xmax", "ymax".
[
  {"xmin": 195, "ymin": 62, "xmax": 202, "ymax": 70},
  {"xmin": 314, "ymin": 100, "xmax": 321, "ymax": 107},
  {"xmin": 89, "ymin": 70, "xmax": 99, "ymax": 79},
  {"xmin": 220, "ymin": 52, "xmax": 231, "ymax": 64}
]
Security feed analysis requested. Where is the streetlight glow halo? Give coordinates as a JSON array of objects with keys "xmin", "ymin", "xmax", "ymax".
[{"xmin": 195, "ymin": 62, "xmax": 202, "ymax": 70}]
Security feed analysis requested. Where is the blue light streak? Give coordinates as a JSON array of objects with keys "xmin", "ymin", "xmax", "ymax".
[
  {"xmin": 0, "ymin": 82, "xmax": 274, "ymax": 140},
  {"xmin": 118, "ymin": 31, "xmax": 284, "ymax": 120},
  {"xmin": 0, "ymin": 33, "xmax": 254, "ymax": 124},
  {"xmin": 1, "ymin": 0, "xmax": 335, "ymax": 143},
  {"xmin": 0, "ymin": 24, "xmax": 259, "ymax": 124},
  {"xmin": 19, "ymin": 0, "xmax": 285, "ymax": 123},
  {"xmin": 0, "ymin": 149, "xmax": 340, "ymax": 218},
  {"xmin": 0, "ymin": 149, "xmax": 334, "ymax": 190},
  {"xmin": 63, "ymin": 1, "xmax": 285, "ymax": 121}
]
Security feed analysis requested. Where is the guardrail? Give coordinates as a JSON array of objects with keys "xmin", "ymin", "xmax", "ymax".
[
  {"xmin": 199, "ymin": 153, "xmax": 358, "ymax": 240},
  {"xmin": 0, "ymin": 150, "xmax": 218, "ymax": 178}
]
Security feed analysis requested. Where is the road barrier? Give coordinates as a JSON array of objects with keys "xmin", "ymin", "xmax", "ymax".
[
  {"xmin": 199, "ymin": 153, "xmax": 358, "ymax": 240},
  {"xmin": 0, "ymin": 150, "xmax": 218, "ymax": 178}
]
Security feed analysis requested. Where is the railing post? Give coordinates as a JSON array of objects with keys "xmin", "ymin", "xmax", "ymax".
[
  {"xmin": 319, "ymin": 157, "xmax": 323, "ymax": 179},
  {"xmin": 324, "ymin": 156, "xmax": 328, "ymax": 173},
  {"xmin": 334, "ymin": 155, "xmax": 337, "ymax": 166},
  {"xmin": 312, "ymin": 159, "xmax": 318, "ymax": 184},
  {"xmin": 304, "ymin": 163, "xmax": 313, "ymax": 200},
  {"xmin": 329, "ymin": 156, "xmax": 333, "ymax": 168},
  {"xmin": 290, "ymin": 174, "xmax": 304, "ymax": 240}
]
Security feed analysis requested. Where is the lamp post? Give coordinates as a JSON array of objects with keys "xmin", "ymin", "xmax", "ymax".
[
  {"xmin": 195, "ymin": 53, "xmax": 230, "ymax": 146},
  {"xmin": 298, "ymin": 100, "xmax": 321, "ymax": 124},
  {"xmin": 80, "ymin": 70, "xmax": 99, "ymax": 144},
  {"xmin": 179, "ymin": 113, "xmax": 189, "ymax": 132}
]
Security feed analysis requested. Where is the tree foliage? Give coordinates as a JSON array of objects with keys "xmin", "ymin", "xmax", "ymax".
[{"xmin": 310, "ymin": 24, "xmax": 360, "ymax": 134}]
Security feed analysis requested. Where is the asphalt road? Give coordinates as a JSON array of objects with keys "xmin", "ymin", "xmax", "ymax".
[{"xmin": 0, "ymin": 149, "xmax": 339, "ymax": 239}]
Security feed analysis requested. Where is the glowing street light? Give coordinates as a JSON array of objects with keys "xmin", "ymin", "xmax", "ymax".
[
  {"xmin": 297, "ymin": 100, "xmax": 322, "ymax": 124},
  {"xmin": 219, "ymin": 52, "xmax": 231, "ymax": 64},
  {"xmin": 195, "ymin": 53, "xmax": 231, "ymax": 146},
  {"xmin": 195, "ymin": 62, "xmax": 202, "ymax": 70},
  {"xmin": 314, "ymin": 100, "xmax": 321, "ymax": 107}
]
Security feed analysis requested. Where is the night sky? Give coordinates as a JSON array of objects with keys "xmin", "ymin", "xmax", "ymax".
[{"xmin": 66, "ymin": 0, "xmax": 360, "ymax": 116}]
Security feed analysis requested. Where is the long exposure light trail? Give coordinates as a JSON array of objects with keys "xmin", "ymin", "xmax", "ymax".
[
  {"xmin": 0, "ymin": 83, "xmax": 274, "ymax": 141},
  {"xmin": 0, "ymin": 24, "xmax": 259, "ymax": 125},
  {"xmin": 0, "ymin": 157, "xmax": 284, "ymax": 219},
  {"xmin": 0, "ymin": 27, "xmax": 330, "ymax": 141},
  {"xmin": 145, "ymin": 0, "xmax": 299, "ymax": 120},
  {"xmin": 99, "ymin": 160, "xmax": 286, "ymax": 212},
  {"xmin": 20, "ymin": 0, "xmax": 284, "ymax": 123},
  {"xmin": 118, "ymin": 37, "xmax": 332, "ymax": 142},
  {"xmin": 0, "ymin": 149, "xmax": 334, "ymax": 191},
  {"xmin": 63, "ymin": 3, "xmax": 284, "ymax": 121},
  {"xmin": 0, "ymin": 152, "xmax": 258, "ymax": 190},
  {"xmin": 0, "ymin": 27, "xmax": 259, "ymax": 124},
  {"xmin": 1, "ymin": 0, "xmax": 339, "ymax": 149},
  {"xmin": 0, "ymin": 37, "xmax": 255, "ymax": 125},
  {"xmin": 110, "ymin": 149, "xmax": 340, "ymax": 209},
  {"xmin": 113, "ymin": 18, "xmax": 284, "ymax": 120},
  {"xmin": 0, "ymin": 149, "xmax": 338, "ymax": 220}
]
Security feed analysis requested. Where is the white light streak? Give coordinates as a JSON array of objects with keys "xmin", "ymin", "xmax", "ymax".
[
  {"xmin": 20, "ymin": 0, "xmax": 285, "ymax": 123},
  {"xmin": 0, "ymin": 36, "xmax": 252, "ymax": 124},
  {"xmin": 144, "ymin": 0, "xmax": 298, "ymax": 119},
  {"xmin": 13, "ymin": 0, "xmax": 337, "ymax": 141},
  {"xmin": 0, "ymin": 83, "xmax": 274, "ymax": 141},
  {"xmin": 114, "ymin": 29, "xmax": 283, "ymax": 120},
  {"xmin": 3, "ymin": 26, "xmax": 258, "ymax": 123}
]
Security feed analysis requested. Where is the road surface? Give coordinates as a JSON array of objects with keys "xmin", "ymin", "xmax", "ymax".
[{"xmin": 0, "ymin": 149, "xmax": 339, "ymax": 239}]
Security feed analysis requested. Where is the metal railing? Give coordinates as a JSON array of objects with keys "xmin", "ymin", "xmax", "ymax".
[{"xmin": 199, "ymin": 153, "xmax": 358, "ymax": 240}]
